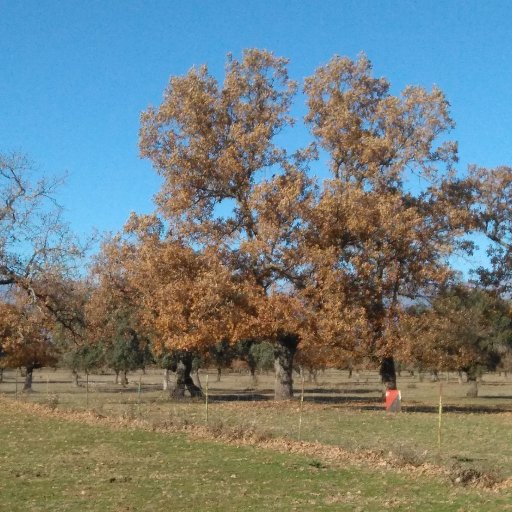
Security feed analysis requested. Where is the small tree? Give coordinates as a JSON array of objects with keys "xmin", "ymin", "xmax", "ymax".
[
  {"xmin": 402, "ymin": 286, "xmax": 512, "ymax": 396},
  {"xmin": 104, "ymin": 319, "xmax": 149, "ymax": 386},
  {"xmin": 0, "ymin": 294, "xmax": 57, "ymax": 391},
  {"xmin": 86, "ymin": 236, "xmax": 153, "ymax": 386},
  {"xmin": 303, "ymin": 54, "xmax": 467, "ymax": 391},
  {"xmin": 139, "ymin": 50, "xmax": 313, "ymax": 399},
  {"xmin": 105, "ymin": 218, "xmax": 257, "ymax": 398},
  {"xmin": 154, "ymin": 350, "xmax": 178, "ymax": 391},
  {"xmin": 61, "ymin": 341, "xmax": 105, "ymax": 386},
  {"xmin": 250, "ymin": 341, "xmax": 275, "ymax": 373},
  {"xmin": 208, "ymin": 340, "xmax": 235, "ymax": 382},
  {"xmin": 234, "ymin": 339, "xmax": 258, "ymax": 384}
]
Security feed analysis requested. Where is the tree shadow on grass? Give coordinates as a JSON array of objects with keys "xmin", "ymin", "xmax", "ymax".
[
  {"xmin": 306, "ymin": 387, "xmax": 382, "ymax": 395},
  {"xmin": 357, "ymin": 403, "xmax": 512, "ymax": 414},
  {"xmin": 208, "ymin": 390, "xmax": 383, "ymax": 405},
  {"xmin": 209, "ymin": 393, "xmax": 271, "ymax": 402},
  {"xmin": 98, "ymin": 384, "xmax": 161, "ymax": 393},
  {"xmin": 199, "ymin": 383, "xmax": 388, "ymax": 404},
  {"xmin": 305, "ymin": 395, "xmax": 382, "ymax": 405}
]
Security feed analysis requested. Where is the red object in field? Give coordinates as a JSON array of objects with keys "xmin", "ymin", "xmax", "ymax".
[{"xmin": 385, "ymin": 390, "xmax": 401, "ymax": 412}]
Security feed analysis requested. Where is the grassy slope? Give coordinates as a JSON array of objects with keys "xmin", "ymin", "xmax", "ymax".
[{"xmin": 0, "ymin": 402, "xmax": 510, "ymax": 511}]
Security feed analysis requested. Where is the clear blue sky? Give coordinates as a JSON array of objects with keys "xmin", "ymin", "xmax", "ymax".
[{"xmin": 1, "ymin": 0, "xmax": 511, "ymax": 264}]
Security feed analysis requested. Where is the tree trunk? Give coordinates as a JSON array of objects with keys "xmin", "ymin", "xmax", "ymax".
[
  {"xmin": 114, "ymin": 370, "xmax": 119, "ymax": 385},
  {"xmin": 71, "ymin": 370, "xmax": 80, "ymax": 387},
  {"xmin": 120, "ymin": 370, "xmax": 128, "ymax": 387},
  {"xmin": 274, "ymin": 333, "xmax": 299, "ymax": 400},
  {"xmin": 466, "ymin": 367, "xmax": 479, "ymax": 397},
  {"xmin": 245, "ymin": 353, "xmax": 258, "ymax": 386},
  {"xmin": 249, "ymin": 365, "xmax": 258, "ymax": 386},
  {"xmin": 216, "ymin": 367, "xmax": 222, "ymax": 382},
  {"xmin": 162, "ymin": 368, "xmax": 170, "ymax": 391},
  {"xmin": 304, "ymin": 367, "xmax": 317, "ymax": 384},
  {"xmin": 380, "ymin": 357, "xmax": 397, "ymax": 390},
  {"xmin": 23, "ymin": 364, "xmax": 34, "ymax": 392},
  {"xmin": 466, "ymin": 377, "xmax": 478, "ymax": 397},
  {"xmin": 192, "ymin": 369, "xmax": 202, "ymax": 390},
  {"xmin": 0, "ymin": 368, "xmax": 3, "ymax": 383},
  {"xmin": 170, "ymin": 355, "xmax": 203, "ymax": 399}
]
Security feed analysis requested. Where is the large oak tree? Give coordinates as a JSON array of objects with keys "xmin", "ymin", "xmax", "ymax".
[
  {"xmin": 0, "ymin": 292, "xmax": 57, "ymax": 391},
  {"xmin": 136, "ymin": 49, "xmax": 473, "ymax": 397},
  {"xmin": 139, "ymin": 50, "xmax": 313, "ymax": 399},
  {"xmin": 302, "ymin": 55, "xmax": 468, "ymax": 389}
]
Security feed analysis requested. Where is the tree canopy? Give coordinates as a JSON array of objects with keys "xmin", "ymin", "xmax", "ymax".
[
  {"xmin": 131, "ymin": 50, "xmax": 477, "ymax": 397},
  {"xmin": 2, "ymin": 49, "xmax": 511, "ymax": 401}
]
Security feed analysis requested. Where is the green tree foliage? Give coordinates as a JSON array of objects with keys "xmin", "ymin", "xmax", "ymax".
[
  {"xmin": 104, "ymin": 340, "xmax": 147, "ymax": 386},
  {"xmin": 403, "ymin": 286, "xmax": 512, "ymax": 395},
  {"xmin": 249, "ymin": 341, "xmax": 275, "ymax": 373},
  {"xmin": 208, "ymin": 340, "xmax": 235, "ymax": 381},
  {"xmin": 103, "ymin": 314, "xmax": 151, "ymax": 386},
  {"xmin": 61, "ymin": 342, "xmax": 105, "ymax": 384}
]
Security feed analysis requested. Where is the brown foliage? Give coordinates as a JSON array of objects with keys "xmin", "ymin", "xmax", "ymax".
[
  {"xmin": 93, "ymin": 228, "xmax": 259, "ymax": 356},
  {"xmin": 138, "ymin": 50, "xmax": 315, "ymax": 354},
  {"xmin": 301, "ymin": 54, "xmax": 468, "ymax": 365},
  {"xmin": 0, "ymin": 153, "xmax": 86, "ymax": 337},
  {"xmin": 470, "ymin": 165, "xmax": 512, "ymax": 292},
  {"xmin": 0, "ymin": 291, "xmax": 57, "ymax": 370},
  {"xmin": 94, "ymin": 50, "xmax": 490, "ymax": 394}
]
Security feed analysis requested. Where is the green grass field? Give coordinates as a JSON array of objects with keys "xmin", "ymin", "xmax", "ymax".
[
  {"xmin": 1, "ymin": 368, "xmax": 512, "ymax": 510},
  {"xmin": 1, "ymin": 400, "xmax": 510, "ymax": 511}
]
